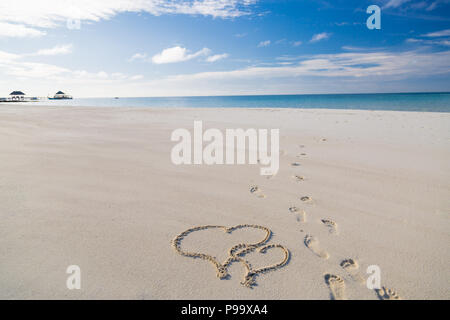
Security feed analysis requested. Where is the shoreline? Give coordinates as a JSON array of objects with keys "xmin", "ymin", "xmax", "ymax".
[
  {"xmin": 1, "ymin": 103, "xmax": 450, "ymax": 114},
  {"xmin": 1, "ymin": 91, "xmax": 449, "ymax": 113}
]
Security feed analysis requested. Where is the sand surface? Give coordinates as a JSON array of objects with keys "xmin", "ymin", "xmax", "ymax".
[{"xmin": 0, "ymin": 105, "xmax": 449, "ymax": 299}]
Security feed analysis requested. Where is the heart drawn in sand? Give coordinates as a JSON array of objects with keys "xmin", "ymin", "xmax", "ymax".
[{"xmin": 171, "ymin": 224, "xmax": 290, "ymax": 288}]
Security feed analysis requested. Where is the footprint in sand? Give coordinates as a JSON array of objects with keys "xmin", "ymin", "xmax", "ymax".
[
  {"xmin": 304, "ymin": 235, "xmax": 329, "ymax": 259},
  {"xmin": 300, "ymin": 196, "xmax": 313, "ymax": 203},
  {"xmin": 340, "ymin": 259, "xmax": 365, "ymax": 284},
  {"xmin": 324, "ymin": 274, "xmax": 347, "ymax": 300},
  {"xmin": 292, "ymin": 175, "xmax": 305, "ymax": 182},
  {"xmin": 289, "ymin": 207, "xmax": 306, "ymax": 223},
  {"xmin": 375, "ymin": 287, "xmax": 402, "ymax": 300},
  {"xmin": 321, "ymin": 219, "xmax": 338, "ymax": 234},
  {"xmin": 291, "ymin": 162, "xmax": 301, "ymax": 167},
  {"xmin": 250, "ymin": 186, "xmax": 266, "ymax": 198}
]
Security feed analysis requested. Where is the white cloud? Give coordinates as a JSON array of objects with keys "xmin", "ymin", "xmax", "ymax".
[
  {"xmin": 129, "ymin": 74, "xmax": 144, "ymax": 80},
  {"xmin": 292, "ymin": 41, "xmax": 302, "ymax": 47},
  {"xmin": 128, "ymin": 53, "xmax": 148, "ymax": 62},
  {"xmin": 235, "ymin": 33, "xmax": 247, "ymax": 38},
  {"xmin": 92, "ymin": 48, "xmax": 447, "ymax": 97},
  {"xmin": 2, "ymin": 48, "xmax": 449, "ymax": 97},
  {"xmin": 0, "ymin": 51, "xmax": 21, "ymax": 62},
  {"xmin": 206, "ymin": 53, "xmax": 229, "ymax": 62},
  {"xmin": 152, "ymin": 46, "xmax": 211, "ymax": 64},
  {"xmin": 4, "ymin": 61, "xmax": 71, "ymax": 79},
  {"xmin": 406, "ymin": 38, "xmax": 421, "ymax": 43},
  {"xmin": 422, "ymin": 29, "xmax": 450, "ymax": 37},
  {"xmin": 0, "ymin": 49, "xmax": 143, "ymax": 83},
  {"xmin": 342, "ymin": 46, "xmax": 386, "ymax": 51},
  {"xmin": 406, "ymin": 38, "xmax": 450, "ymax": 46},
  {"xmin": 406, "ymin": 29, "xmax": 450, "ymax": 47},
  {"xmin": 162, "ymin": 49, "xmax": 450, "ymax": 82},
  {"xmin": 383, "ymin": 0, "xmax": 411, "ymax": 9},
  {"xmin": 310, "ymin": 33, "xmax": 331, "ymax": 43},
  {"xmin": 257, "ymin": 40, "xmax": 271, "ymax": 47},
  {"xmin": 0, "ymin": 0, "xmax": 258, "ymax": 38},
  {"xmin": 0, "ymin": 22, "xmax": 46, "ymax": 38},
  {"xmin": 131, "ymin": 47, "xmax": 226, "ymax": 64},
  {"xmin": 31, "ymin": 44, "xmax": 73, "ymax": 56}
]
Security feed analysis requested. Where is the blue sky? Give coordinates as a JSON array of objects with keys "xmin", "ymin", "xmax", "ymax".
[{"xmin": 0, "ymin": 0, "xmax": 449, "ymax": 97}]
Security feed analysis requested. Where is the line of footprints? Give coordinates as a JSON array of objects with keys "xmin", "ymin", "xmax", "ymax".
[{"xmin": 250, "ymin": 143, "xmax": 401, "ymax": 300}]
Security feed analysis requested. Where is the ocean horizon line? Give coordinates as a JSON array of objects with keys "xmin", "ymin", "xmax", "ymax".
[
  {"xmin": 3, "ymin": 92, "xmax": 450, "ymax": 113},
  {"xmin": 59, "ymin": 91, "xmax": 450, "ymax": 99}
]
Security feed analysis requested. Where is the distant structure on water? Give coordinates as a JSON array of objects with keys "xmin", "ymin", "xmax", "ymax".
[
  {"xmin": 1, "ymin": 90, "xmax": 69, "ymax": 103},
  {"xmin": 9, "ymin": 91, "xmax": 26, "ymax": 101},
  {"xmin": 49, "ymin": 91, "xmax": 73, "ymax": 100},
  {"xmin": 0, "ymin": 91, "xmax": 32, "ymax": 102}
]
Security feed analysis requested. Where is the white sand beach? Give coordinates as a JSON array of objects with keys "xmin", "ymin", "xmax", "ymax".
[{"xmin": 0, "ymin": 105, "xmax": 449, "ymax": 300}]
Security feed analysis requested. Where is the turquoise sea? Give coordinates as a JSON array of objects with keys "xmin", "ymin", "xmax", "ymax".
[{"xmin": 9, "ymin": 92, "xmax": 450, "ymax": 112}]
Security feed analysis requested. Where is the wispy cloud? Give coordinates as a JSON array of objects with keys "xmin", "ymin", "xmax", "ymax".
[
  {"xmin": 422, "ymin": 29, "xmax": 450, "ymax": 37},
  {"xmin": 129, "ymin": 74, "xmax": 144, "ymax": 80},
  {"xmin": 292, "ymin": 41, "xmax": 303, "ymax": 47},
  {"xmin": 152, "ymin": 46, "xmax": 211, "ymax": 64},
  {"xmin": 30, "ymin": 44, "xmax": 73, "ymax": 56},
  {"xmin": 206, "ymin": 53, "xmax": 229, "ymax": 62},
  {"xmin": 0, "ymin": 49, "xmax": 143, "ymax": 82},
  {"xmin": 383, "ymin": 0, "xmax": 411, "ymax": 9},
  {"xmin": 257, "ymin": 40, "xmax": 271, "ymax": 47},
  {"xmin": 342, "ymin": 46, "xmax": 387, "ymax": 51},
  {"xmin": 0, "ymin": 0, "xmax": 258, "ymax": 38},
  {"xmin": 162, "ymin": 49, "xmax": 450, "ymax": 81},
  {"xmin": 425, "ymin": 0, "xmax": 450, "ymax": 11},
  {"xmin": 0, "ymin": 22, "xmax": 45, "ymax": 38},
  {"xmin": 235, "ymin": 33, "xmax": 247, "ymax": 38},
  {"xmin": 406, "ymin": 38, "xmax": 450, "ymax": 46},
  {"xmin": 381, "ymin": 0, "xmax": 449, "ymax": 14},
  {"xmin": 2, "ymin": 47, "xmax": 449, "ymax": 97},
  {"xmin": 128, "ymin": 53, "xmax": 148, "ymax": 62},
  {"xmin": 426, "ymin": 1, "xmax": 438, "ymax": 10},
  {"xmin": 406, "ymin": 28, "xmax": 450, "ymax": 47},
  {"xmin": 310, "ymin": 32, "xmax": 331, "ymax": 43},
  {"xmin": 130, "ymin": 47, "xmax": 227, "ymax": 64}
]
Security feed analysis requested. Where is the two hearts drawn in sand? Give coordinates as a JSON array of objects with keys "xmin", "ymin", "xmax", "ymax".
[{"xmin": 172, "ymin": 224, "xmax": 290, "ymax": 288}]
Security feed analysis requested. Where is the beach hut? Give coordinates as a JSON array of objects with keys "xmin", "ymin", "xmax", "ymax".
[
  {"xmin": 9, "ymin": 91, "xmax": 25, "ymax": 101},
  {"xmin": 49, "ymin": 91, "xmax": 73, "ymax": 100}
]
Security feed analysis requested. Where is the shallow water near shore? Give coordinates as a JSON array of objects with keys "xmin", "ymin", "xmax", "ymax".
[{"xmin": 7, "ymin": 92, "xmax": 450, "ymax": 112}]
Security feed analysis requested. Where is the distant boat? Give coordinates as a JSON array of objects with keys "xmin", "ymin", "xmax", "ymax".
[
  {"xmin": 48, "ymin": 91, "xmax": 73, "ymax": 100},
  {"xmin": 114, "ymin": 97, "xmax": 119, "ymax": 99}
]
